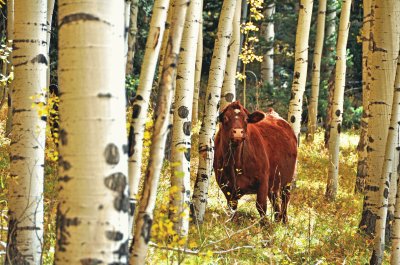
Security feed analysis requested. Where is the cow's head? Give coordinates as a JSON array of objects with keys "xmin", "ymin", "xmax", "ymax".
[{"xmin": 218, "ymin": 101, "xmax": 265, "ymax": 143}]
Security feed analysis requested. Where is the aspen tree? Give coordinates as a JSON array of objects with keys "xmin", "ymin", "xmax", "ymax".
[
  {"xmin": 192, "ymin": 0, "xmax": 236, "ymax": 223},
  {"xmin": 46, "ymin": 0, "xmax": 55, "ymax": 87},
  {"xmin": 359, "ymin": 0, "xmax": 400, "ymax": 235},
  {"xmin": 55, "ymin": 1, "xmax": 129, "ymax": 264},
  {"xmin": 5, "ymin": 0, "xmax": 48, "ymax": 264},
  {"xmin": 355, "ymin": 0, "xmax": 373, "ymax": 193},
  {"xmin": 169, "ymin": 0, "xmax": 201, "ymax": 237},
  {"xmin": 287, "ymin": 0, "xmax": 313, "ymax": 140},
  {"xmin": 127, "ymin": 0, "xmax": 170, "ymax": 221},
  {"xmin": 126, "ymin": 0, "xmax": 139, "ymax": 75},
  {"xmin": 261, "ymin": 1, "xmax": 274, "ymax": 86},
  {"xmin": 5, "ymin": 0, "xmax": 47, "ymax": 264},
  {"xmin": 130, "ymin": 1, "xmax": 189, "ymax": 263},
  {"xmin": 220, "ymin": 0, "xmax": 241, "ymax": 109},
  {"xmin": 391, "ymin": 154, "xmax": 400, "ymax": 264},
  {"xmin": 387, "ymin": 150, "xmax": 399, "ymax": 240},
  {"xmin": 371, "ymin": 52, "xmax": 400, "ymax": 265},
  {"xmin": 325, "ymin": 0, "xmax": 351, "ymax": 201},
  {"xmin": 124, "ymin": 0, "xmax": 131, "ymax": 64},
  {"xmin": 157, "ymin": 2, "xmax": 176, "ymax": 162},
  {"xmin": 307, "ymin": 0, "xmax": 326, "ymax": 142},
  {"xmin": 192, "ymin": 11, "xmax": 203, "ymax": 124},
  {"xmin": 4, "ymin": 0, "xmax": 13, "ymax": 138}
]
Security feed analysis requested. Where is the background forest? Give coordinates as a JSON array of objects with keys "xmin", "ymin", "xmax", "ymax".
[{"xmin": 0, "ymin": 0, "xmax": 399, "ymax": 264}]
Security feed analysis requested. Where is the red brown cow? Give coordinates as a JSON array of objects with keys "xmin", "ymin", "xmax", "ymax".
[{"xmin": 214, "ymin": 101, "xmax": 297, "ymax": 223}]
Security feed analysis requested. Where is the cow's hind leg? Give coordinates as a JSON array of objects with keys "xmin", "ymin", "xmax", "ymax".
[
  {"xmin": 281, "ymin": 185, "xmax": 291, "ymax": 224},
  {"xmin": 269, "ymin": 191, "xmax": 282, "ymax": 222}
]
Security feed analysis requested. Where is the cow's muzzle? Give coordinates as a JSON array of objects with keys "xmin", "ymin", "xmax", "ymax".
[{"xmin": 231, "ymin": 128, "xmax": 245, "ymax": 142}]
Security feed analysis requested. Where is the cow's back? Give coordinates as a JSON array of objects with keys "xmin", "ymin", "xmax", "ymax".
[{"xmin": 252, "ymin": 113, "xmax": 297, "ymax": 191}]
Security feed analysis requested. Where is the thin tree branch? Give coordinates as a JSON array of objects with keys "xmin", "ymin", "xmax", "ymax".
[{"xmin": 148, "ymin": 241, "xmax": 255, "ymax": 255}]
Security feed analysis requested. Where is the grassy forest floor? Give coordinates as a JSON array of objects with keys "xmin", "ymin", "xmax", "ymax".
[
  {"xmin": 148, "ymin": 130, "xmax": 379, "ymax": 265},
  {"xmin": 0, "ymin": 108, "xmax": 386, "ymax": 264}
]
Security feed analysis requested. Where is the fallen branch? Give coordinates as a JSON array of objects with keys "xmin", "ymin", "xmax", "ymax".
[{"xmin": 148, "ymin": 241, "xmax": 254, "ymax": 255}]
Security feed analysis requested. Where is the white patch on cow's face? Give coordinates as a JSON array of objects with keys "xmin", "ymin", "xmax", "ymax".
[{"xmin": 234, "ymin": 109, "xmax": 241, "ymax": 114}]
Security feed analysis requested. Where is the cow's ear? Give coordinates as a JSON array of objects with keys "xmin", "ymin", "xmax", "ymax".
[
  {"xmin": 218, "ymin": 111, "xmax": 225, "ymax": 123},
  {"xmin": 248, "ymin": 111, "xmax": 265, "ymax": 123}
]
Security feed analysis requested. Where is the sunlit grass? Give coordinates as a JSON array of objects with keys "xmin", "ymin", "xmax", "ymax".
[
  {"xmin": 150, "ymin": 129, "xmax": 379, "ymax": 264},
  {"xmin": 0, "ymin": 110, "xmax": 381, "ymax": 264}
]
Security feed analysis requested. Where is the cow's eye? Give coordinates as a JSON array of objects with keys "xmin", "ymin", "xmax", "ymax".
[{"xmin": 224, "ymin": 116, "xmax": 229, "ymax": 123}]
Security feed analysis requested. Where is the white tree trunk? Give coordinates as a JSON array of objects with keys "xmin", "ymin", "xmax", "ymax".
[
  {"xmin": 355, "ymin": 0, "xmax": 373, "ymax": 193},
  {"xmin": 5, "ymin": 0, "xmax": 47, "ymax": 264},
  {"xmin": 360, "ymin": 0, "xmax": 400, "ymax": 235},
  {"xmin": 126, "ymin": 0, "xmax": 139, "ymax": 75},
  {"xmin": 127, "ymin": 0, "xmax": 170, "ymax": 225},
  {"xmin": 325, "ymin": 0, "xmax": 337, "ymax": 47},
  {"xmin": 46, "ymin": 0, "xmax": 55, "ymax": 87},
  {"xmin": 371, "ymin": 52, "xmax": 400, "ymax": 265},
  {"xmin": 287, "ymin": 0, "xmax": 313, "ymax": 140},
  {"xmin": 55, "ymin": 1, "xmax": 129, "ymax": 264},
  {"xmin": 130, "ymin": 1, "xmax": 189, "ymax": 263},
  {"xmin": 191, "ymin": 7, "xmax": 203, "ymax": 124},
  {"xmin": 157, "ymin": 1, "xmax": 174, "ymax": 86},
  {"xmin": 5, "ymin": 0, "xmax": 14, "ymax": 137},
  {"xmin": 191, "ymin": 0, "xmax": 236, "ymax": 223},
  {"xmin": 391, "ymin": 147, "xmax": 400, "ymax": 264},
  {"xmin": 220, "ymin": 0, "xmax": 241, "ymax": 109},
  {"xmin": 307, "ymin": 0, "xmax": 326, "ymax": 142},
  {"xmin": 124, "ymin": 0, "xmax": 131, "ymax": 66},
  {"xmin": 388, "ymin": 145, "xmax": 399, "ymax": 240},
  {"xmin": 261, "ymin": 1, "xmax": 275, "ymax": 86},
  {"xmin": 169, "ymin": 0, "xmax": 201, "ymax": 237},
  {"xmin": 325, "ymin": 0, "xmax": 351, "ymax": 201}
]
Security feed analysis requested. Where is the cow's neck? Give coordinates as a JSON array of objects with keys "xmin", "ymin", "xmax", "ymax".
[{"xmin": 223, "ymin": 140, "xmax": 244, "ymax": 174}]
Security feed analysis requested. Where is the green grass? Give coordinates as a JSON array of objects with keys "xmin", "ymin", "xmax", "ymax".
[
  {"xmin": 149, "ymin": 130, "xmax": 379, "ymax": 264},
  {"xmin": 0, "ymin": 118, "xmax": 383, "ymax": 264}
]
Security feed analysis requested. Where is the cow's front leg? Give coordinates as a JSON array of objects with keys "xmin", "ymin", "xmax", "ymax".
[{"xmin": 256, "ymin": 182, "xmax": 269, "ymax": 222}]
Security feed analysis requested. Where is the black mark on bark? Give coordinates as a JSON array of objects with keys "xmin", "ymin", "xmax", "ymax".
[
  {"xmin": 59, "ymin": 13, "xmax": 111, "ymax": 28},
  {"xmin": 178, "ymin": 106, "xmax": 189, "ymax": 118},
  {"xmin": 132, "ymin": 104, "xmax": 141, "ymax": 119},
  {"xmin": 183, "ymin": 121, "xmax": 191, "ymax": 136},
  {"xmin": 104, "ymin": 143, "xmax": 120, "ymax": 165},
  {"xmin": 141, "ymin": 214, "xmax": 153, "ymax": 244},
  {"xmin": 106, "ymin": 231, "xmax": 124, "ymax": 241},
  {"xmin": 80, "ymin": 258, "xmax": 103, "ymax": 265},
  {"xmin": 225, "ymin": 93, "xmax": 234, "ymax": 102},
  {"xmin": 31, "ymin": 54, "xmax": 48, "ymax": 65}
]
